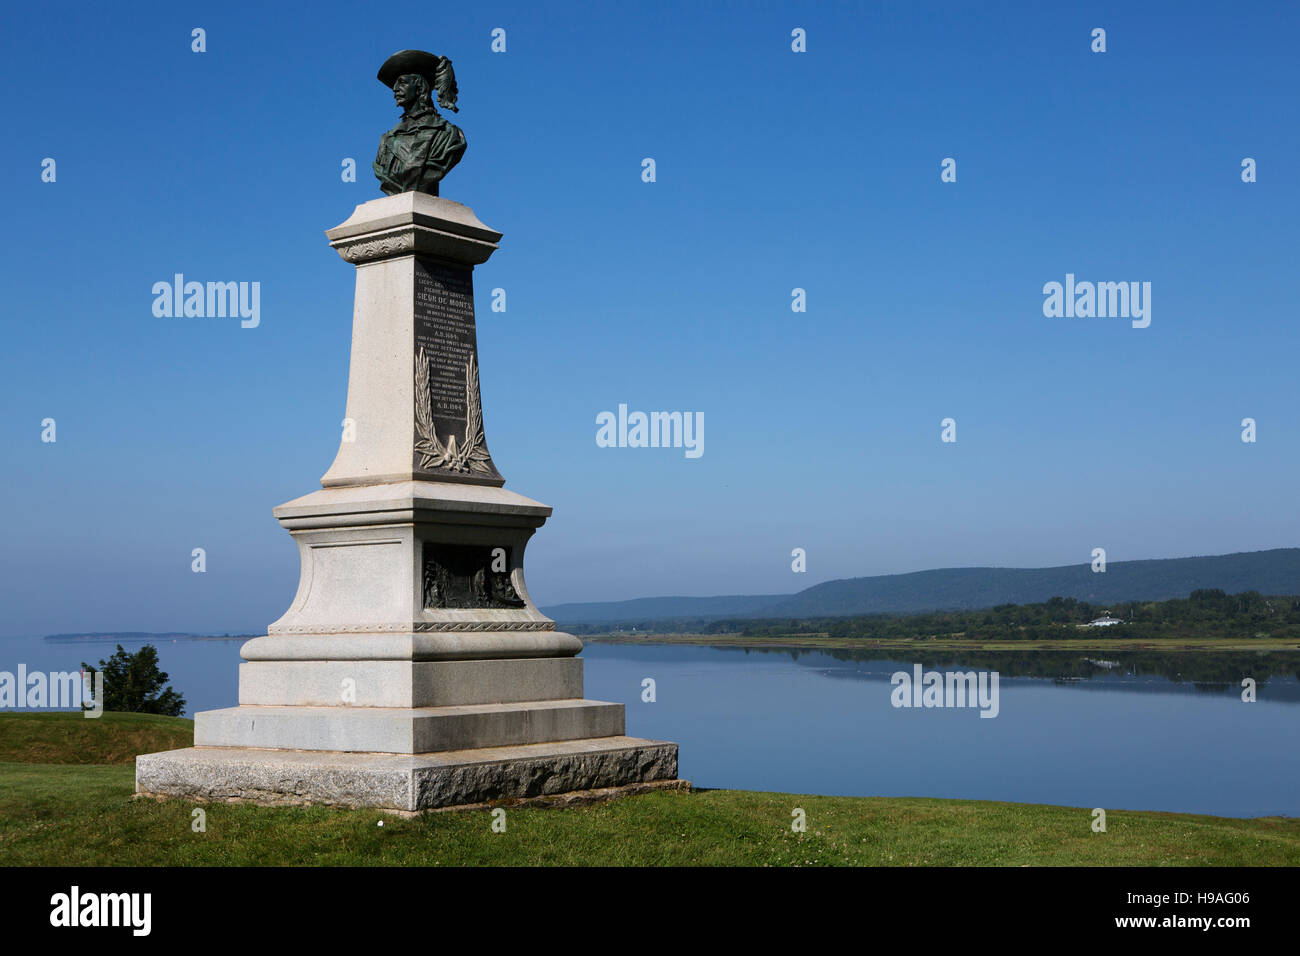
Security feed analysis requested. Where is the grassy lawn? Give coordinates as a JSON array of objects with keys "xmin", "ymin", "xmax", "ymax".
[
  {"xmin": 0, "ymin": 711, "xmax": 194, "ymax": 764},
  {"xmin": 1, "ymin": 713, "xmax": 1296, "ymax": 866}
]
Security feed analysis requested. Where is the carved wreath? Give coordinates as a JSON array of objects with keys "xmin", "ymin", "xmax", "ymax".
[{"xmin": 414, "ymin": 346, "xmax": 493, "ymax": 474}]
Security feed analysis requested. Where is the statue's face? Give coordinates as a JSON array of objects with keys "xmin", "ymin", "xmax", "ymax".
[{"xmin": 393, "ymin": 75, "xmax": 423, "ymax": 110}]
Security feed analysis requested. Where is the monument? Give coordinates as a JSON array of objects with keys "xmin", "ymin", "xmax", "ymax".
[{"xmin": 136, "ymin": 50, "xmax": 681, "ymax": 812}]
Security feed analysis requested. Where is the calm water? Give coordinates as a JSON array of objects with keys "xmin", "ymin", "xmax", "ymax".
[{"xmin": 4, "ymin": 634, "xmax": 1297, "ymax": 818}]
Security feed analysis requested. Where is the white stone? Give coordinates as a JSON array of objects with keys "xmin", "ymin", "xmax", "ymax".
[
  {"xmin": 238, "ymin": 658, "xmax": 583, "ymax": 707},
  {"xmin": 259, "ymin": 481, "xmax": 563, "ymax": 651},
  {"xmin": 196, "ymin": 699, "xmax": 625, "ymax": 754},
  {"xmin": 137, "ymin": 737, "xmax": 680, "ymax": 812},
  {"xmin": 320, "ymin": 197, "xmax": 501, "ymax": 490},
  {"xmin": 135, "ymin": 196, "xmax": 681, "ymax": 809}
]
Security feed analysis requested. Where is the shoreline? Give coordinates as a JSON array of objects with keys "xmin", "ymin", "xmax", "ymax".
[{"xmin": 583, "ymin": 633, "xmax": 1300, "ymax": 652}]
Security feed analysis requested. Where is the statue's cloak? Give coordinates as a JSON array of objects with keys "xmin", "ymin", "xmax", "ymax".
[{"xmin": 374, "ymin": 106, "xmax": 466, "ymax": 196}]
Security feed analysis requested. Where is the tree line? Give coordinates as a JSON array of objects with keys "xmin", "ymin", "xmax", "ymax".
[{"xmin": 566, "ymin": 590, "xmax": 1300, "ymax": 642}]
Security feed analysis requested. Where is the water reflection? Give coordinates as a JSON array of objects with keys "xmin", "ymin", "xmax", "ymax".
[
  {"xmin": 715, "ymin": 645, "xmax": 1300, "ymax": 701},
  {"xmin": 583, "ymin": 642, "xmax": 1300, "ymax": 818}
]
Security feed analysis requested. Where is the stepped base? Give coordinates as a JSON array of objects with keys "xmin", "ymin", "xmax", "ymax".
[
  {"xmin": 195, "ymin": 699, "xmax": 625, "ymax": 753},
  {"xmin": 135, "ymin": 737, "xmax": 681, "ymax": 812},
  {"xmin": 237, "ymin": 658, "xmax": 583, "ymax": 707}
]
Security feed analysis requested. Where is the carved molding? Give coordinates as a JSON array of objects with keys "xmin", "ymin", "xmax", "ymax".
[
  {"xmin": 333, "ymin": 231, "xmax": 416, "ymax": 263},
  {"xmin": 330, "ymin": 223, "xmax": 498, "ymax": 266},
  {"xmin": 269, "ymin": 621, "xmax": 555, "ymax": 634}
]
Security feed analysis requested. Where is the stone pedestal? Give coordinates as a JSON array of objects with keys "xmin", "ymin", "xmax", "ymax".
[{"xmin": 136, "ymin": 194, "xmax": 680, "ymax": 811}]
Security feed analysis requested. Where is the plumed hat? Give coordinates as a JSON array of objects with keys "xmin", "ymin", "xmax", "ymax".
[{"xmin": 377, "ymin": 49, "xmax": 459, "ymax": 112}]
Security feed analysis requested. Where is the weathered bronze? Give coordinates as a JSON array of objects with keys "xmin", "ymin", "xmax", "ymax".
[
  {"xmin": 422, "ymin": 544, "xmax": 526, "ymax": 609},
  {"xmin": 373, "ymin": 49, "xmax": 466, "ymax": 197}
]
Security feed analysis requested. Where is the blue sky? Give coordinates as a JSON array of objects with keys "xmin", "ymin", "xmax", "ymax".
[{"xmin": 2, "ymin": 1, "xmax": 1298, "ymax": 636}]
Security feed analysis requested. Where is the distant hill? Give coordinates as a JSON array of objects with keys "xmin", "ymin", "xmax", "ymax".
[
  {"xmin": 543, "ymin": 548, "xmax": 1300, "ymax": 626},
  {"xmin": 43, "ymin": 632, "xmax": 247, "ymax": 642},
  {"xmin": 541, "ymin": 594, "xmax": 793, "ymax": 624}
]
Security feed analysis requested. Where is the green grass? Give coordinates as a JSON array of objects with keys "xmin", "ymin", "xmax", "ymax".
[
  {"xmin": 2, "ymin": 763, "xmax": 1296, "ymax": 866},
  {"xmin": 0, "ymin": 711, "xmax": 194, "ymax": 764},
  {"xmin": 2, "ymin": 713, "xmax": 1295, "ymax": 866}
]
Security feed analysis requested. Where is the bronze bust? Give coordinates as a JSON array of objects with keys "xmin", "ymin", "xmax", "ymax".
[{"xmin": 373, "ymin": 50, "xmax": 466, "ymax": 197}]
